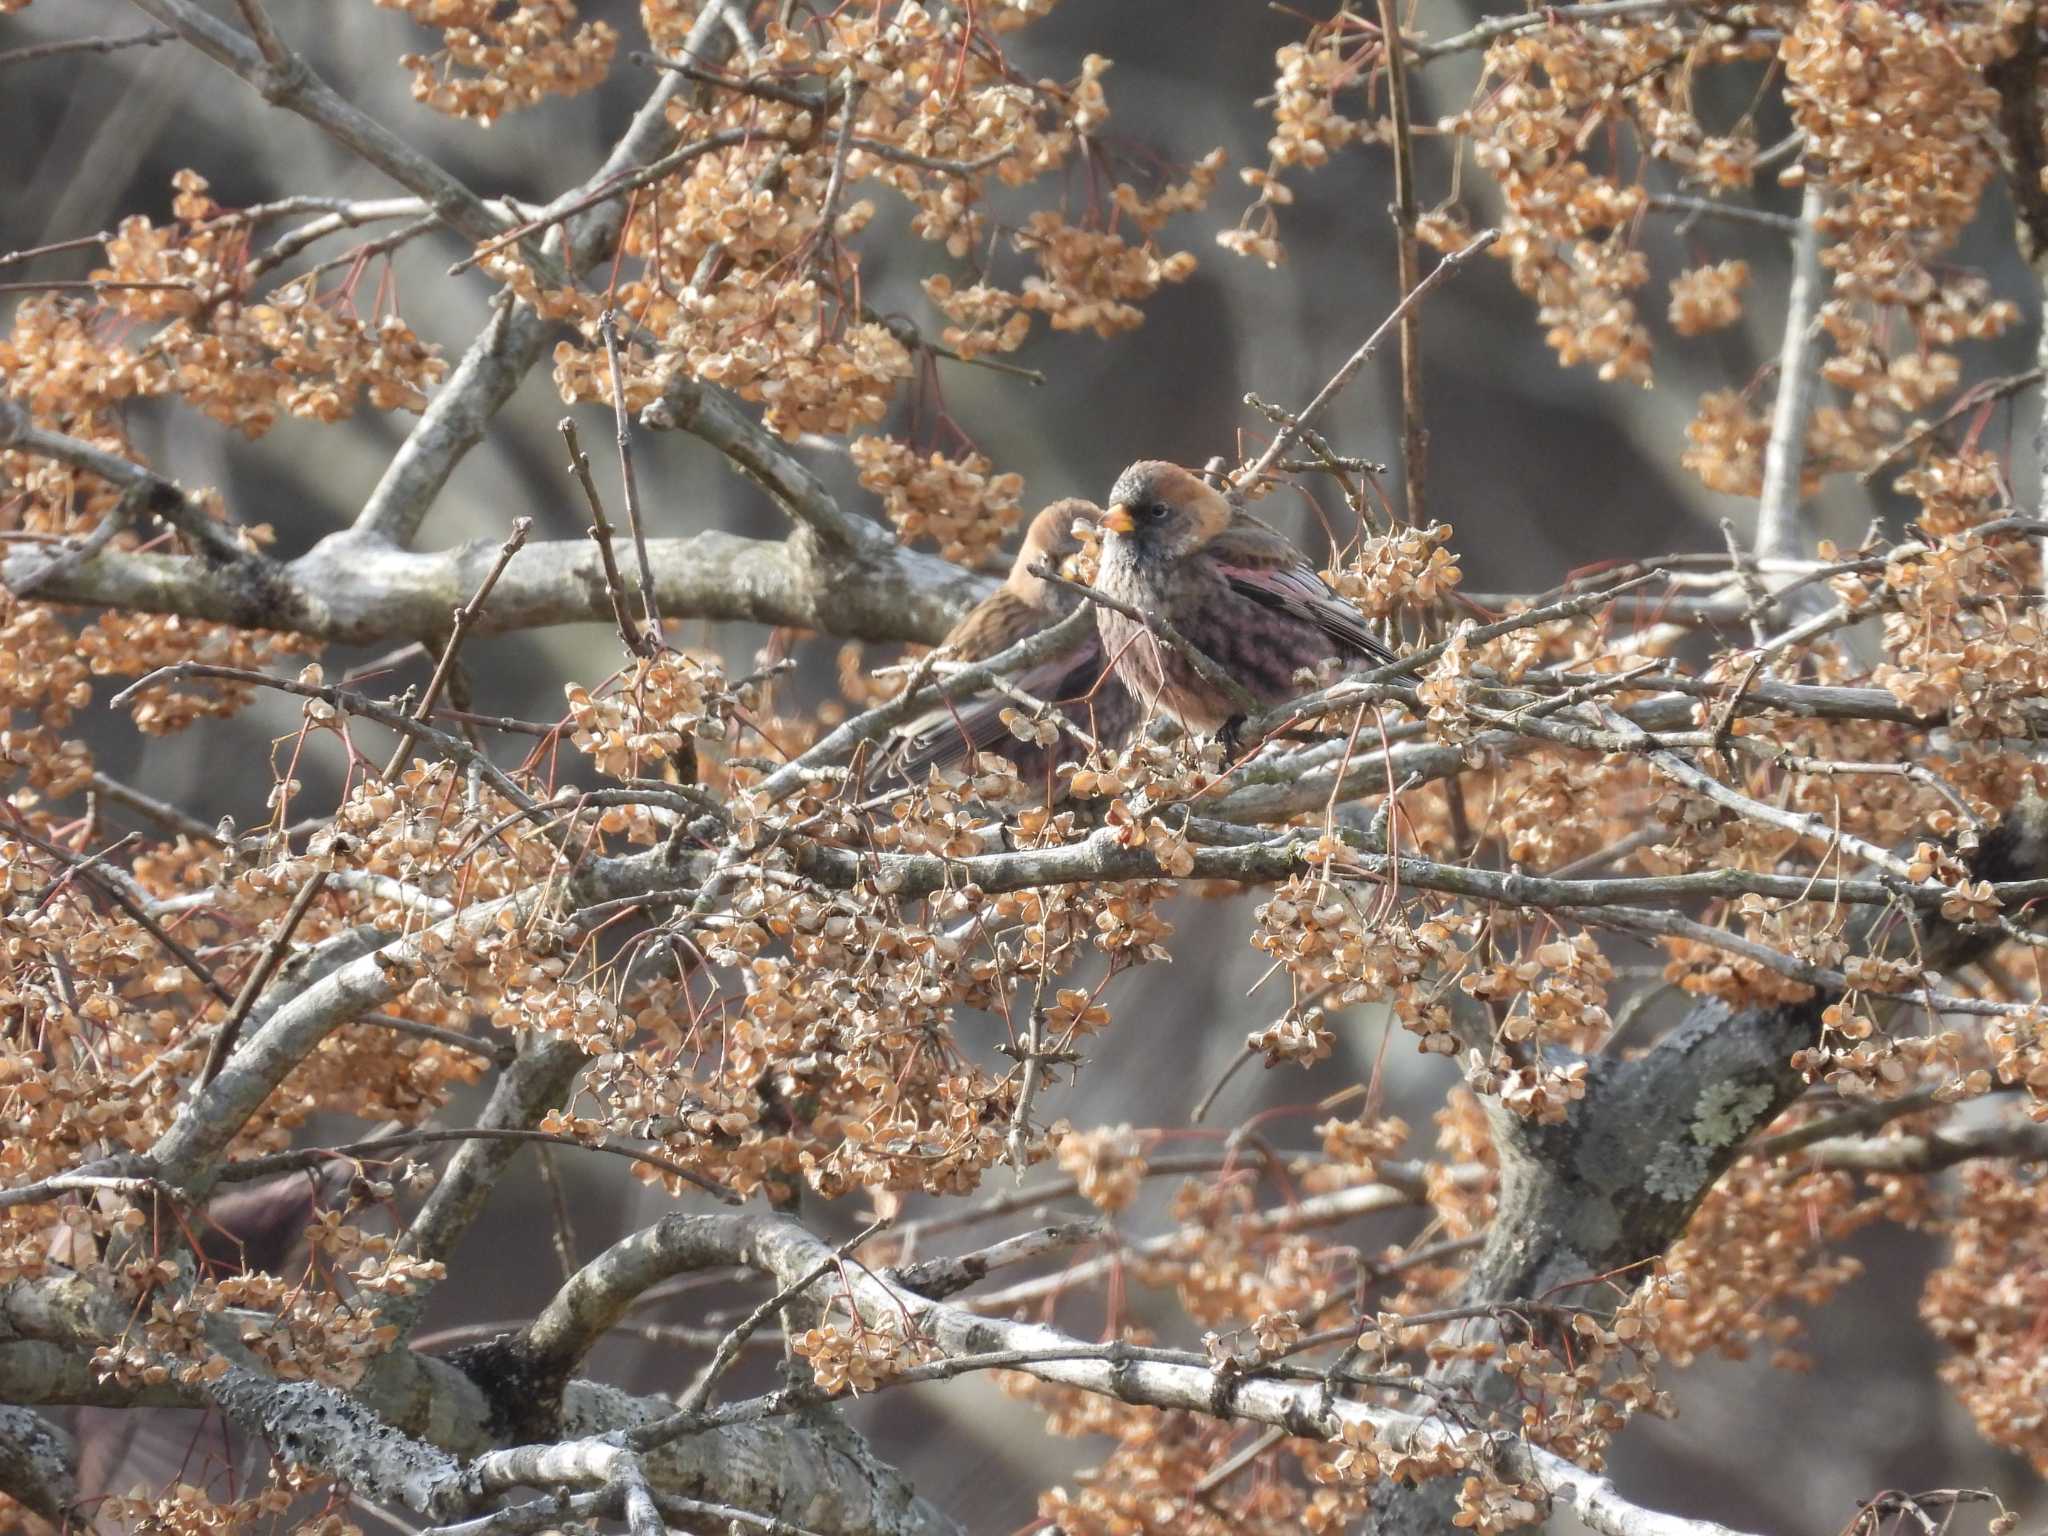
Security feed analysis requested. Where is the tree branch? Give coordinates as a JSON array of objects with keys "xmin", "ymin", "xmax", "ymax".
[
  {"xmin": 640, "ymin": 372, "xmax": 893, "ymax": 557},
  {"xmin": 1, "ymin": 523, "xmax": 989, "ymax": 647},
  {"xmin": 0, "ymin": 1406, "xmax": 78, "ymax": 1525},
  {"xmin": 1236, "ymin": 229, "xmax": 1499, "ymax": 494},
  {"xmin": 1753, "ymin": 181, "xmax": 1827, "ymax": 565},
  {"xmin": 127, "ymin": 0, "xmax": 517, "ymax": 257}
]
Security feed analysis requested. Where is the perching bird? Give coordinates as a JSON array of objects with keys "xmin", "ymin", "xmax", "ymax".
[
  {"xmin": 1091, "ymin": 460, "xmax": 1397, "ymax": 734},
  {"xmin": 888, "ymin": 499, "xmax": 1134, "ymax": 793}
]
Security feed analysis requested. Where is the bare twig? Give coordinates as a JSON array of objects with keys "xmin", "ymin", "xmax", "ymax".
[
  {"xmin": 88, "ymin": 770, "xmax": 224, "ymax": 845},
  {"xmin": 848, "ymin": 138, "xmax": 1013, "ymax": 175},
  {"xmin": 110, "ymin": 663, "xmax": 547, "ymax": 826},
  {"xmin": 381, "ymin": 518, "xmax": 531, "ymax": 779},
  {"xmin": 229, "ymin": 0, "xmax": 290, "ymax": 67},
  {"xmin": 198, "ymin": 869, "xmax": 329, "ymax": 1088},
  {"xmin": 599, "ymin": 312, "xmax": 662, "ymax": 646},
  {"xmin": 236, "ymin": 195, "xmax": 428, "ymax": 279},
  {"xmin": 668, "ymin": 1215, "xmax": 891, "ymax": 1421},
  {"xmin": 216, "ymin": 1127, "xmax": 737, "ymax": 1202},
  {"xmin": 446, "ymin": 128, "xmax": 764, "ymax": 277},
  {"xmin": 1646, "ymin": 193, "xmax": 1802, "ymax": 234},
  {"xmin": 636, "ymin": 50, "xmax": 826, "ymax": 108},
  {"xmin": 5, "ymin": 483, "xmax": 144, "ymax": 597},
  {"xmin": 1860, "ymin": 368, "xmax": 2047, "ymax": 485},
  {"xmin": 0, "ymin": 231, "xmax": 117, "ymax": 268},
  {"xmin": 0, "ymin": 26, "xmax": 178, "ymax": 68},
  {"xmin": 357, "ymin": 1013, "xmax": 516, "ymax": 1066},
  {"xmin": 1377, "ymin": 0, "xmax": 1427, "ymax": 524},
  {"xmin": 129, "ymin": 0, "xmax": 524, "ymax": 261},
  {"xmin": 382, "ymin": 520, "xmax": 532, "ymax": 782},
  {"xmin": 1235, "ymin": 229, "xmax": 1499, "ymax": 493},
  {"xmin": 813, "ymin": 79, "xmax": 864, "ymax": 264},
  {"xmin": 560, "ymin": 418, "xmax": 649, "ymax": 656},
  {"xmin": 1408, "ymin": 0, "xmax": 1711, "ymax": 60},
  {"xmin": 639, "ymin": 370, "xmax": 892, "ymax": 555}
]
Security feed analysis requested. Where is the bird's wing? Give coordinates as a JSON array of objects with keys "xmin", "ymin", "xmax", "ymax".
[
  {"xmin": 1212, "ymin": 544, "xmax": 1398, "ymax": 665},
  {"xmin": 890, "ymin": 644, "xmax": 1102, "ymax": 777}
]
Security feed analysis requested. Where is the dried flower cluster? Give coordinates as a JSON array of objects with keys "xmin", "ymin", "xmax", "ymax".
[
  {"xmin": 537, "ymin": 7, "xmax": 1216, "ymax": 448},
  {"xmin": 377, "ymin": 0, "xmax": 617, "ymax": 123},
  {"xmin": 849, "ymin": 436, "xmax": 1025, "ymax": 567},
  {"xmin": 1229, "ymin": 3, "xmax": 2035, "ymax": 516}
]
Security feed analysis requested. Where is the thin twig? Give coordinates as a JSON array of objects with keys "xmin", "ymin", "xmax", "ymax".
[
  {"xmin": 599, "ymin": 312, "xmax": 663, "ymax": 648},
  {"xmin": 535, "ymin": 1145, "xmax": 581, "ymax": 1282},
  {"xmin": 215, "ymin": 1128, "xmax": 738, "ymax": 1201},
  {"xmin": 1860, "ymin": 368, "xmax": 2047, "ymax": 484},
  {"xmin": 5, "ymin": 483, "xmax": 145, "ymax": 597},
  {"xmin": 1408, "ymin": 0, "xmax": 1708, "ymax": 60},
  {"xmin": 1720, "ymin": 517, "xmax": 1774, "ymax": 645},
  {"xmin": 7, "ymin": 816, "xmax": 234, "ymax": 1006},
  {"xmin": 559, "ymin": 418, "xmax": 647, "ymax": 656},
  {"xmin": 1190, "ymin": 1046, "xmax": 1261, "ymax": 1124},
  {"xmin": 358, "ymin": 1013, "xmax": 516, "ymax": 1066},
  {"xmin": 241, "ymin": 196, "xmax": 432, "ymax": 284},
  {"xmin": 229, "ymin": 0, "xmax": 291, "ymax": 67},
  {"xmin": 88, "ymin": 770, "xmax": 223, "ymax": 845},
  {"xmin": 381, "ymin": 518, "xmax": 532, "ymax": 779},
  {"xmin": 635, "ymin": 50, "xmax": 827, "ymax": 108},
  {"xmin": 1377, "ymin": 0, "xmax": 1427, "ymax": 524},
  {"xmin": 1006, "ymin": 982, "xmax": 1050, "ymax": 1171},
  {"xmin": 1235, "ymin": 229, "xmax": 1499, "ymax": 494},
  {"xmin": 0, "ymin": 27, "xmax": 178, "ymax": 69},
  {"xmin": 848, "ymin": 138, "xmax": 1013, "ymax": 175},
  {"xmin": 109, "ymin": 663, "xmax": 548, "ymax": 829},
  {"xmin": 1646, "ymin": 192, "xmax": 1801, "ymax": 234},
  {"xmin": 447, "ymin": 128, "xmax": 766, "ymax": 276},
  {"xmin": 813, "ymin": 79, "xmax": 864, "ymax": 262},
  {"xmin": 198, "ymin": 869, "xmax": 329, "ymax": 1088},
  {"xmin": 0, "ymin": 231, "xmax": 116, "ymax": 268},
  {"xmin": 663, "ymin": 1216, "xmax": 891, "ymax": 1423}
]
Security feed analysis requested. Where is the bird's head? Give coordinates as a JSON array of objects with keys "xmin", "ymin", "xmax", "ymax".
[
  {"xmin": 1100, "ymin": 461, "xmax": 1230, "ymax": 561},
  {"xmin": 1010, "ymin": 498, "xmax": 1101, "ymax": 594},
  {"xmin": 1019, "ymin": 498, "xmax": 1097, "ymax": 566}
]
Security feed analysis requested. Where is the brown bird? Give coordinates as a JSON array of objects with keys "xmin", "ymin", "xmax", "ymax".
[
  {"xmin": 889, "ymin": 499, "xmax": 1134, "ymax": 793},
  {"xmin": 1091, "ymin": 460, "xmax": 1397, "ymax": 735}
]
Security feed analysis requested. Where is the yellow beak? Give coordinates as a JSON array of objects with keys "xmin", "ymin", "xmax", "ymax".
[{"xmin": 1101, "ymin": 503, "xmax": 1136, "ymax": 535}]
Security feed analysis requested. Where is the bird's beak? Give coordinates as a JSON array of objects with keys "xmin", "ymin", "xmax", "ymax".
[{"xmin": 1101, "ymin": 503, "xmax": 1136, "ymax": 535}]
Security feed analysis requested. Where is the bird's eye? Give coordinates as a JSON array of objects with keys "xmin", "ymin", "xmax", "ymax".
[{"xmin": 1145, "ymin": 502, "xmax": 1172, "ymax": 522}]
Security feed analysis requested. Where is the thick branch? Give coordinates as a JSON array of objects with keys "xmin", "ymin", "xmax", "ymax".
[
  {"xmin": 1, "ymin": 524, "xmax": 989, "ymax": 646},
  {"xmin": 1753, "ymin": 182, "xmax": 1826, "ymax": 565},
  {"xmin": 571, "ymin": 1213, "xmax": 1764, "ymax": 1536},
  {"xmin": 1, "ymin": 1272, "xmax": 958, "ymax": 1536},
  {"xmin": 0, "ymin": 1406, "xmax": 78, "ymax": 1525}
]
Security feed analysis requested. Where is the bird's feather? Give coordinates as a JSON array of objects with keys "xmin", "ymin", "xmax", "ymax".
[
  {"xmin": 1207, "ymin": 520, "xmax": 1397, "ymax": 665},
  {"xmin": 891, "ymin": 644, "xmax": 1104, "ymax": 775},
  {"xmin": 1217, "ymin": 563, "xmax": 1396, "ymax": 665}
]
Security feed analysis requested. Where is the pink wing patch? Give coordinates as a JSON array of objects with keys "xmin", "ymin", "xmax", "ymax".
[{"xmin": 1216, "ymin": 560, "xmax": 1397, "ymax": 664}]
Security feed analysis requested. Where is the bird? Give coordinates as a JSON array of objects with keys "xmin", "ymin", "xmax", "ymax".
[
  {"xmin": 1089, "ymin": 459, "xmax": 1397, "ymax": 736},
  {"xmin": 886, "ymin": 498, "xmax": 1134, "ymax": 794}
]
